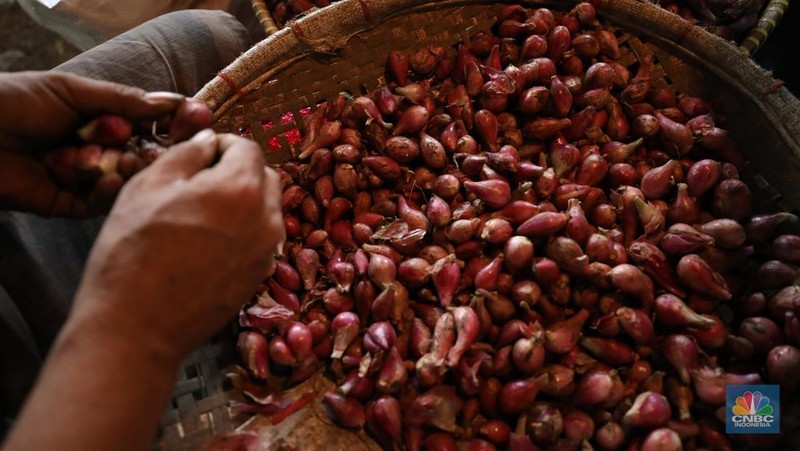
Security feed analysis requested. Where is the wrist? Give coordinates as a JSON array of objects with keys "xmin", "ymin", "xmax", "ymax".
[{"xmin": 57, "ymin": 303, "xmax": 185, "ymax": 375}]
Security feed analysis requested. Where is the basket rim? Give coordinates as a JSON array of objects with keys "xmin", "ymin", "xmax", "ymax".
[
  {"xmin": 244, "ymin": 0, "xmax": 789, "ymax": 55},
  {"xmin": 195, "ymin": 0, "xmax": 800, "ymax": 160}
]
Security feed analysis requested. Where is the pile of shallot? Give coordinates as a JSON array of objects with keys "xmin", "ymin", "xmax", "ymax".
[{"xmin": 234, "ymin": 3, "xmax": 800, "ymax": 450}]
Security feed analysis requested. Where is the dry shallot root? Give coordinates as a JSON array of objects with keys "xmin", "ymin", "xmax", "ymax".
[
  {"xmin": 41, "ymin": 98, "xmax": 212, "ymax": 214},
  {"xmin": 234, "ymin": 3, "xmax": 800, "ymax": 450}
]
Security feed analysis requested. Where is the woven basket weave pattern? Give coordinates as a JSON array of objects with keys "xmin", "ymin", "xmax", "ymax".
[{"xmin": 158, "ymin": 330, "xmax": 240, "ymax": 450}]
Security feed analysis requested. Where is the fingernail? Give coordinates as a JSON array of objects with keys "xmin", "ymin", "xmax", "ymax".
[
  {"xmin": 191, "ymin": 129, "xmax": 216, "ymax": 142},
  {"xmin": 144, "ymin": 91, "xmax": 185, "ymax": 104}
]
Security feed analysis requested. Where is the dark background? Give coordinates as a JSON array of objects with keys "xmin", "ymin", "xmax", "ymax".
[{"xmin": 754, "ymin": 2, "xmax": 800, "ymax": 96}]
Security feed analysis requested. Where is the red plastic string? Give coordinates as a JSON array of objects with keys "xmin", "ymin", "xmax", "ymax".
[
  {"xmin": 290, "ymin": 21, "xmax": 306, "ymax": 39},
  {"xmin": 358, "ymin": 0, "xmax": 371, "ymax": 21},
  {"xmin": 216, "ymin": 71, "xmax": 244, "ymax": 96}
]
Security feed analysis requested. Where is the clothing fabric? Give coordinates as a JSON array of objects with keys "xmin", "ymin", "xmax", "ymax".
[
  {"xmin": 55, "ymin": 9, "xmax": 251, "ymax": 95},
  {"xmin": 0, "ymin": 9, "xmax": 249, "ymax": 433}
]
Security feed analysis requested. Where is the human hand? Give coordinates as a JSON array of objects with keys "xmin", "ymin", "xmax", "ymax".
[
  {"xmin": 68, "ymin": 130, "xmax": 285, "ymax": 361},
  {"xmin": 0, "ymin": 71, "xmax": 187, "ymax": 217}
]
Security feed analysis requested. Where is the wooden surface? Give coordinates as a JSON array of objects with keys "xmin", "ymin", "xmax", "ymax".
[{"xmin": 235, "ymin": 373, "xmax": 380, "ymax": 451}]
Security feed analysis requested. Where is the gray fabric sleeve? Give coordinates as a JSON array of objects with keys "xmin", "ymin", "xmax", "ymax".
[{"xmin": 54, "ymin": 9, "xmax": 250, "ymax": 94}]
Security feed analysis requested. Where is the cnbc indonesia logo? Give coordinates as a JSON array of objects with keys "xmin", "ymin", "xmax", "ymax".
[
  {"xmin": 732, "ymin": 392, "xmax": 774, "ymax": 425},
  {"xmin": 726, "ymin": 385, "xmax": 780, "ymax": 434}
]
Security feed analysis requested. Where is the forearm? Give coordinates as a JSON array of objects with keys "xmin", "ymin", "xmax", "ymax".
[
  {"xmin": 2, "ymin": 309, "xmax": 180, "ymax": 451},
  {"xmin": 0, "ymin": 129, "xmax": 278, "ymax": 450}
]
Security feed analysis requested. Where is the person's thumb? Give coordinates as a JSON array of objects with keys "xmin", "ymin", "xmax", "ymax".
[{"xmin": 49, "ymin": 72, "xmax": 185, "ymax": 121}]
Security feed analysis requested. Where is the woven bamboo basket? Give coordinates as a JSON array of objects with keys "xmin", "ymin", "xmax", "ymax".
[
  {"xmin": 249, "ymin": 0, "xmax": 789, "ymax": 55},
  {"xmin": 155, "ymin": 0, "xmax": 800, "ymax": 449}
]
